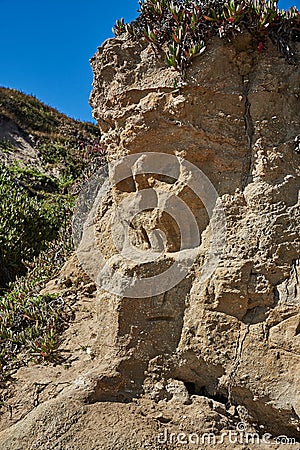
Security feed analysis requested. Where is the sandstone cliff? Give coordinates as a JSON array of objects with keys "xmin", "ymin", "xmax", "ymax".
[
  {"xmin": 0, "ymin": 28, "xmax": 299, "ymax": 450},
  {"xmin": 89, "ymin": 31, "xmax": 300, "ymax": 436}
]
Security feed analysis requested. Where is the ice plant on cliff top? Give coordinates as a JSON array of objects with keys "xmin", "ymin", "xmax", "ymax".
[{"xmin": 113, "ymin": 0, "xmax": 300, "ymax": 78}]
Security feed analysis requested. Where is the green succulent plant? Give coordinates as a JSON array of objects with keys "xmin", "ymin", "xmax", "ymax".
[
  {"xmin": 112, "ymin": 0, "xmax": 299, "ymax": 78},
  {"xmin": 113, "ymin": 18, "xmax": 126, "ymax": 36},
  {"xmin": 0, "ymin": 164, "xmax": 68, "ymax": 285}
]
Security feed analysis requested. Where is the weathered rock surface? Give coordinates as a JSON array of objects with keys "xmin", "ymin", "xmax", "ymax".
[
  {"xmin": 0, "ymin": 33, "xmax": 299, "ymax": 449},
  {"xmin": 0, "ymin": 115, "xmax": 41, "ymax": 167}
]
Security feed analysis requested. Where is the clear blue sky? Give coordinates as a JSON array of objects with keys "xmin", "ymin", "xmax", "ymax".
[{"xmin": 0, "ymin": 0, "xmax": 298, "ymax": 123}]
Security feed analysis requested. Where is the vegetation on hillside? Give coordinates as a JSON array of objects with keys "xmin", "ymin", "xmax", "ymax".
[
  {"xmin": 0, "ymin": 87, "xmax": 102, "ymax": 179},
  {"xmin": 0, "ymin": 239, "xmax": 74, "ymax": 377},
  {"xmin": 0, "ymin": 88, "xmax": 105, "ymax": 379},
  {"xmin": 0, "ymin": 165, "xmax": 69, "ymax": 285},
  {"xmin": 0, "ymin": 87, "xmax": 104, "ymax": 285},
  {"xmin": 113, "ymin": 0, "xmax": 300, "ymax": 77}
]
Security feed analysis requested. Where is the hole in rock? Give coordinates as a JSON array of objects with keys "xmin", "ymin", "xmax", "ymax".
[
  {"xmin": 182, "ymin": 381, "xmax": 230, "ymax": 407},
  {"xmin": 184, "ymin": 382, "xmax": 196, "ymax": 395},
  {"xmin": 213, "ymin": 392, "xmax": 230, "ymax": 406}
]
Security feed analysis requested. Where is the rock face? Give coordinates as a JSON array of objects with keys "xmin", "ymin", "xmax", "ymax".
[
  {"xmin": 89, "ymin": 33, "xmax": 300, "ymax": 436},
  {"xmin": 0, "ymin": 33, "xmax": 299, "ymax": 449},
  {"xmin": 0, "ymin": 115, "xmax": 40, "ymax": 168}
]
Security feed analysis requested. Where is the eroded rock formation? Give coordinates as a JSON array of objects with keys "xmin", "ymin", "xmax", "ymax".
[
  {"xmin": 0, "ymin": 32, "xmax": 299, "ymax": 449},
  {"xmin": 88, "ymin": 32, "xmax": 300, "ymax": 437}
]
